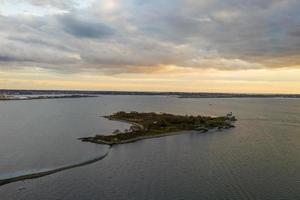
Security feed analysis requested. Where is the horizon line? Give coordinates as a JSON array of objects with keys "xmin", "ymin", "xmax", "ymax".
[{"xmin": 1, "ymin": 89, "xmax": 300, "ymax": 96}]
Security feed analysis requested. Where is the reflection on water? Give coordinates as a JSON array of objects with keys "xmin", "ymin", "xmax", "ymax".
[{"xmin": 0, "ymin": 96, "xmax": 300, "ymax": 199}]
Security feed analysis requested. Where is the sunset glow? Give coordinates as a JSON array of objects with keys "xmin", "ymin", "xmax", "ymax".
[{"xmin": 1, "ymin": 0, "xmax": 300, "ymax": 93}]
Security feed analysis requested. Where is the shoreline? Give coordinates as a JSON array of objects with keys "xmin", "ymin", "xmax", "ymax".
[
  {"xmin": 0, "ymin": 95, "xmax": 98, "ymax": 101},
  {"xmin": 1, "ymin": 89, "xmax": 300, "ymax": 98},
  {"xmin": 80, "ymin": 129, "xmax": 219, "ymax": 146}
]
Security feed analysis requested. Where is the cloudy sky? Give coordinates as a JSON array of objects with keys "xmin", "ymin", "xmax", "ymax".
[{"xmin": 0, "ymin": 0, "xmax": 300, "ymax": 93}]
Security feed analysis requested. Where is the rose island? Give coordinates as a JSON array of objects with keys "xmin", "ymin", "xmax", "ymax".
[{"xmin": 80, "ymin": 111, "xmax": 236, "ymax": 145}]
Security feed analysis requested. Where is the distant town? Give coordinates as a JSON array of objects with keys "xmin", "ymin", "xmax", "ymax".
[{"xmin": 1, "ymin": 89, "xmax": 300, "ymax": 100}]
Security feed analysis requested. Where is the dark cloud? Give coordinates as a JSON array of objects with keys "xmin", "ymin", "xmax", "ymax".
[
  {"xmin": 0, "ymin": 55, "xmax": 23, "ymax": 62},
  {"xmin": 5, "ymin": 0, "xmax": 77, "ymax": 9},
  {"xmin": 7, "ymin": 36, "xmax": 73, "ymax": 52},
  {"xmin": 289, "ymin": 28, "xmax": 300, "ymax": 37},
  {"xmin": 0, "ymin": 0, "xmax": 300, "ymax": 73},
  {"xmin": 58, "ymin": 15, "xmax": 115, "ymax": 39}
]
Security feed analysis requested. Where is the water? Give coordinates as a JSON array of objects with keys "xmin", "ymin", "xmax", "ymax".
[{"xmin": 0, "ymin": 96, "xmax": 300, "ymax": 199}]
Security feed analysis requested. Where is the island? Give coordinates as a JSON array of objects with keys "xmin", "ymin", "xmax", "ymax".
[{"xmin": 80, "ymin": 111, "xmax": 236, "ymax": 145}]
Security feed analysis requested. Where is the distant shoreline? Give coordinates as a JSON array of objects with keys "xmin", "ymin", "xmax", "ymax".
[
  {"xmin": 0, "ymin": 95, "xmax": 98, "ymax": 101},
  {"xmin": 1, "ymin": 89, "xmax": 300, "ymax": 99}
]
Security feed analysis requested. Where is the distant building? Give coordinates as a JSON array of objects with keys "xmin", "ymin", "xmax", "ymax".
[
  {"xmin": 227, "ymin": 112, "xmax": 233, "ymax": 117},
  {"xmin": 226, "ymin": 112, "xmax": 236, "ymax": 121},
  {"xmin": 129, "ymin": 125, "xmax": 141, "ymax": 132}
]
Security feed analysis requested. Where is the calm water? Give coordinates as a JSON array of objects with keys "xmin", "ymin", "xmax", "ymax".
[{"xmin": 0, "ymin": 96, "xmax": 299, "ymax": 199}]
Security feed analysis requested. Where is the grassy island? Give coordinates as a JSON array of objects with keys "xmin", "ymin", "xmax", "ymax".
[{"xmin": 80, "ymin": 111, "xmax": 236, "ymax": 145}]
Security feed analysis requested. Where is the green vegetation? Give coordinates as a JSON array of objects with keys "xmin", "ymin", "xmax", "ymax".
[
  {"xmin": 0, "ymin": 94, "xmax": 7, "ymax": 100},
  {"xmin": 80, "ymin": 111, "xmax": 236, "ymax": 145}
]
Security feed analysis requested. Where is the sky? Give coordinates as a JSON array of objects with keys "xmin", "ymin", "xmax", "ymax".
[{"xmin": 0, "ymin": 0, "xmax": 300, "ymax": 93}]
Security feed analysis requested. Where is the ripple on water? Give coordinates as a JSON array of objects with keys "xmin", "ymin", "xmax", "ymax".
[{"xmin": 0, "ymin": 97, "xmax": 300, "ymax": 200}]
